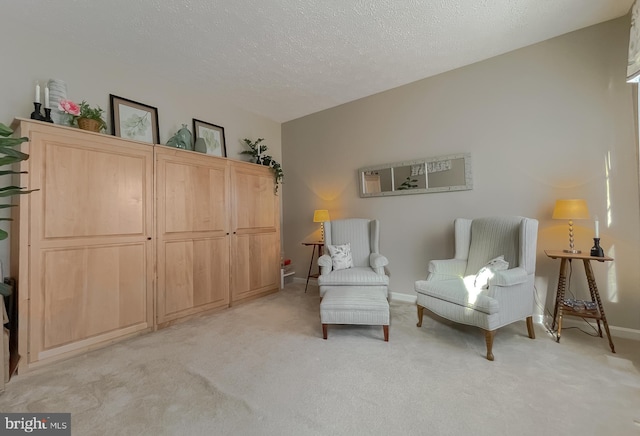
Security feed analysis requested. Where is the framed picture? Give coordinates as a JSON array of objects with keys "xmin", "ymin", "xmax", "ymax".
[
  {"xmin": 193, "ymin": 119, "xmax": 226, "ymax": 157},
  {"xmin": 110, "ymin": 94, "xmax": 160, "ymax": 144}
]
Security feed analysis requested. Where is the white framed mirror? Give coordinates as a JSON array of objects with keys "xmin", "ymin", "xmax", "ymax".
[{"xmin": 358, "ymin": 153, "xmax": 472, "ymax": 197}]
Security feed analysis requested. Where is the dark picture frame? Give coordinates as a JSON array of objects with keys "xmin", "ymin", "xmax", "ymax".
[
  {"xmin": 193, "ymin": 119, "xmax": 226, "ymax": 157},
  {"xmin": 110, "ymin": 94, "xmax": 160, "ymax": 144}
]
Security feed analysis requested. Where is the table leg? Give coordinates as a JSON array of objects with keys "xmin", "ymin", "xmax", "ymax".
[
  {"xmin": 304, "ymin": 245, "xmax": 322, "ymax": 292},
  {"xmin": 552, "ymin": 258, "xmax": 568, "ymax": 338},
  {"xmin": 583, "ymin": 259, "xmax": 615, "ymax": 353},
  {"xmin": 304, "ymin": 245, "xmax": 317, "ymax": 293},
  {"xmin": 582, "ymin": 259, "xmax": 603, "ymax": 337}
]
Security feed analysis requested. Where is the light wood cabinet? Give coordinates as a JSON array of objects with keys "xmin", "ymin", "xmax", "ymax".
[
  {"xmin": 155, "ymin": 147, "xmax": 230, "ymax": 327},
  {"xmin": 11, "ymin": 120, "xmax": 154, "ymax": 370},
  {"xmin": 10, "ymin": 119, "xmax": 280, "ymax": 372},
  {"xmin": 230, "ymin": 162, "xmax": 281, "ymax": 304},
  {"xmin": 156, "ymin": 152, "xmax": 281, "ymax": 320}
]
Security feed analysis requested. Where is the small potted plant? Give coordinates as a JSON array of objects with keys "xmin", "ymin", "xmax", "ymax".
[
  {"xmin": 59, "ymin": 99, "xmax": 107, "ymax": 133},
  {"xmin": 241, "ymin": 138, "xmax": 284, "ymax": 193}
]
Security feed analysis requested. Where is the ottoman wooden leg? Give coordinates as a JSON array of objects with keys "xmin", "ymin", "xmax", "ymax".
[
  {"xmin": 322, "ymin": 324, "xmax": 328, "ymax": 339},
  {"xmin": 383, "ymin": 325, "xmax": 389, "ymax": 342}
]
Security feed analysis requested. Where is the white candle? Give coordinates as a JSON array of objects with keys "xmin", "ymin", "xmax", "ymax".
[
  {"xmin": 594, "ymin": 216, "xmax": 599, "ymax": 238},
  {"xmin": 44, "ymin": 86, "xmax": 49, "ymax": 108},
  {"xmin": 35, "ymin": 82, "xmax": 40, "ymax": 103}
]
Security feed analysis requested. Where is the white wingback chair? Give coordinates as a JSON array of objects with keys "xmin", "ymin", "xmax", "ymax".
[
  {"xmin": 317, "ymin": 219, "xmax": 389, "ymax": 298},
  {"xmin": 414, "ymin": 216, "xmax": 538, "ymax": 361}
]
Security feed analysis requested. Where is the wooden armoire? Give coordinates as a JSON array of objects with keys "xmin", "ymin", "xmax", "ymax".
[{"xmin": 10, "ymin": 119, "xmax": 280, "ymax": 371}]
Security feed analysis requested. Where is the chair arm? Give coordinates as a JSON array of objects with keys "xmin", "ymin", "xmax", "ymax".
[
  {"xmin": 318, "ymin": 254, "xmax": 332, "ymax": 275},
  {"xmin": 427, "ymin": 259, "xmax": 466, "ymax": 279},
  {"xmin": 370, "ymin": 253, "xmax": 388, "ymax": 268},
  {"xmin": 485, "ymin": 272, "xmax": 535, "ymax": 321},
  {"xmin": 369, "ymin": 253, "xmax": 388, "ymax": 275},
  {"xmin": 488, "ymin": 267, "xmax": 528, "ymax": 287}
]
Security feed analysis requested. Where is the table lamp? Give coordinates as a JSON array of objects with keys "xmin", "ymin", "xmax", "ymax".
[
  {"xmin": 552, "ymin": 199, "xmax": 590, "ymax": 253},
  {"xmin": 313, "ymin": 209, "xmax": 330, "ymax": 242}
]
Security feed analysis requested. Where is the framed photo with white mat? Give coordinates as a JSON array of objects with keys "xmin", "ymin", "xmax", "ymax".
[
  {"xmin": 193, "ymin": 119, "xmax": 226, "ymax": 157},
  {"xmin": 110, "ymin": 94, "xmax": 160, "ymax": 144}
]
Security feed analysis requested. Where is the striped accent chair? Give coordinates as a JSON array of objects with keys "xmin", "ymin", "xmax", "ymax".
[
  {"xmin": 318, "ymin": 219, "xmax": 389, "ymax": 298},
  {"xmin": 415, "ymin": 216, "xmax": 538, "ymax": 361}
]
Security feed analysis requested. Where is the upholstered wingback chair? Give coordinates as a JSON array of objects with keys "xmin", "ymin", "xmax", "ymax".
[
  {"xmin": 414, "ymin": 216, "xmax": 538, "ymax": 361},
  {"xmin": 317, "ymin": 219, "xmax": 389, "ymax": 298}
]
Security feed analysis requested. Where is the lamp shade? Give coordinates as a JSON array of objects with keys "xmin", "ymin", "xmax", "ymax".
[
  {"xmin": 313, "ymin": 209, "xmax": 330, "ymax": 223},
  {"xmin": 552, "ymin": 199, "xmax": 590, "ymax": 220}
]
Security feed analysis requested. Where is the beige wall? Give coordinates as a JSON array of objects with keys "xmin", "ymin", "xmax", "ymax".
[
  {"xmin": 2, "ymin": 14, "xmax": 638, "ymax": 333},
  {"xmin": 282, "ymin": 16, "xmax": 640, "ymax": 332},
  {"xmin": 0, "ymin": 20, "xmax": 282, "ymax": 275}
]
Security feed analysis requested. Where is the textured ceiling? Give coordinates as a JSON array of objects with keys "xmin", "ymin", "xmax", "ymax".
[{"xmin": 6, "ymin": 0, "xmax": 634, "ymax": 122}]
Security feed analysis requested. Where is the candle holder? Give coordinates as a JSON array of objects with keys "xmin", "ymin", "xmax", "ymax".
[
  {"xmin": 43, "ymin": 108, "xmax": 54, "ymax": 123},
  {"xmin": 590, "ymin": 238, "xmax": 604, "ymax": 257},
  {"xmin": 30, "ymin": 102, "xmax": 45, "ymax": 121}
]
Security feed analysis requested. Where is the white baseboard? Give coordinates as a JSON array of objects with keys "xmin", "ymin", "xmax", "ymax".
[
  {"xmin": 609, "ymin": 325, "xmax": 640, "ymax": 341},
  {"xmin": 551, "ymin": 317, "xmax": 640, "ymax": 341},
  {"xmin": 536, "ymin": 314, "xmax": 640, "ymax": 341},
  {"xmin": 389, "ymin": 291, "xmax": 417, "ymax": 304}
]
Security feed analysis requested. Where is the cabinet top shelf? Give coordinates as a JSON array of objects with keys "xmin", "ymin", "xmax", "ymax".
[{"xmin": 12, "ymin": 118, "xmax": 273, "ymax": 172}]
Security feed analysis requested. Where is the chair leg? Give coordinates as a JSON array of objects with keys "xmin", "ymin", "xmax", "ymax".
[
  {"xmin": 484, "ymin": 329, "xmax": 495, "ymax": 361},
  {"xmin": 526, "ymin": 316, "xmax": 535, "ymax": 339},
  {"xmin": 383, "ymin": 325, "xmax": 389, "ymax": 342},
  {"xmin": 416, "ymin": 305, "xmax": 424, "ymax": 327},
  {"xmin": 322, "ymin": 324, "xmax": 328, "ymax": 340}
]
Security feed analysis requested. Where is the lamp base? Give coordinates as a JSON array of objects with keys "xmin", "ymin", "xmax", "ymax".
[{"xmin": 563, "ymin": 249, "xmax": 581, "ymax": 254}]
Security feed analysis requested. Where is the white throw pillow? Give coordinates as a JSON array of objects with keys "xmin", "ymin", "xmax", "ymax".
[
  {"xmin": 327, "ymin": 243, "xmax": 353, "ymax": 271},
  {"xmin": 474, "ymin": 255, "xmax": 509, "ymax": 289}
]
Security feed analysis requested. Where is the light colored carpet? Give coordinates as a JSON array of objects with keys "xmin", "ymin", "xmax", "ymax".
[{"xmin": 1, "ymin": 282, "xmax": 639, "ymax": 436}]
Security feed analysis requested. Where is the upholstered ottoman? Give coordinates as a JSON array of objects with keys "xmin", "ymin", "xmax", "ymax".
[{"xmin": 320, "ymin": 286, "xmax": 389, "ymax": 341}]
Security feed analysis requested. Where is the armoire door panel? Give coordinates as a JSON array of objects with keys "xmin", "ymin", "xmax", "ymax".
[
  {"xmin": 38, "ymin": 244, "xmax": 148, "ymax": 351},
  {"xmin": 191, "ymin": 238, "xmax": 230, "ymax": 307},
  {"xmin": 161, "ymin": 160, "xmax": 227, "ymax": 234},
  {"xmin": 159, "ymin": 237, "xmax": 230, "ymax": 321},
  {"xmin": 155, "ymin": 148, "xmax": 231, "ymax": 325},
  {"xmin": 231, "ymin": 167, "xmax": 277, "ymax": 231},
  {"xmin": 231, "ymin": 232, "xmax": 280, "ymax": 302},
  {"xmin": 163, "ymin": 240, "xmax": 194, "ymax": 315},
  {"xmin": 37, "ymin": 134, "xmax": 149, "ymax": 239}
]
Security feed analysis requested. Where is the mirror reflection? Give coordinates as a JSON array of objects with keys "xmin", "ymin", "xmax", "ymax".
[{"xmin": 359, "ymin": 153, "xmax": 472, "ymax": 197}]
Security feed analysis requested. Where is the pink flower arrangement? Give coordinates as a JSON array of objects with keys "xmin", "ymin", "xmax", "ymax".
[
  {"xmin": 58, "ymin": 99, "xmax": 80, "ymax": 116},
  {"xmin": 55, "ymin": 99, "xmax": 106, "ymax": 131}
]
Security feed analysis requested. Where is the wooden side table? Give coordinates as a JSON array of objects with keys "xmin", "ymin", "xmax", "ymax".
[
  {"xmin": 302, "ymin": 242, "xmax": 324, "ymax": 293},
  {"xmin": 545, "ymin": 250, "xmax": 615, "ymax": 353}
]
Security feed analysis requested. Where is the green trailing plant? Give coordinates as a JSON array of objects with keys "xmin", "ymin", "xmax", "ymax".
[
  {"xmin": 397, "ymin": 176, "xmax": 418, "ymax": 190},
  {"xmin": 240, "ymin": 138, "xmax": 284, "ymax": 193},
  {"xmin": 0, "ymin": 122, "xmax": 36, "ymax": 295}
]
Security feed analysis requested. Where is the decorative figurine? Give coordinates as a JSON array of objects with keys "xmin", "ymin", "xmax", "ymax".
[{"xmin": 166, "ymin": 124, "xmax": 193, "ymax": 150}]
